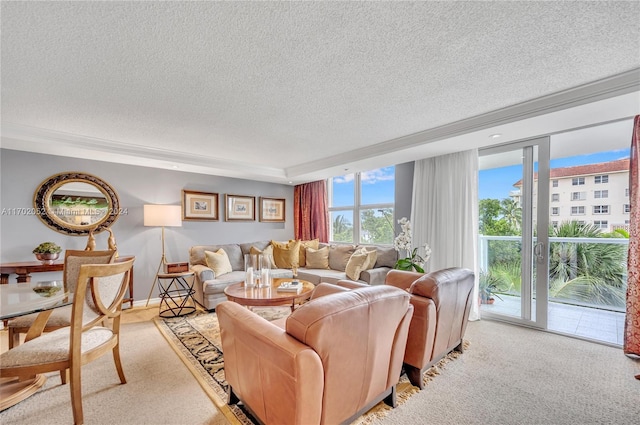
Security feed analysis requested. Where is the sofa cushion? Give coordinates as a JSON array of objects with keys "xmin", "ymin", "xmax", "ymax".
[
  {"xmin": 191, "ymin": 244, "xmax": 244, "ymax": 270},
  {"xmin": 372, "ymin": 245, "xmax": 397, "ymax": 268},
  {"xmin": 295, "ymin": 239, "xmax": 319, "ymax": 267},
  {"xmin": 306, "ymin": 246, "xmax": 330, "ymax": 269},
  {"xmin": 297, "ymin": 268, "xmax": 348, "ymax": 285},
  {"xmin": 250, "ymin": 245, "xmax": 277, "ymax": 268},
  {"xmin": 345, "ymin": 248, "xmax": 369, "ymax": 281},
  {"xmin": 329, "ymin": 244, "xmax": 356, "ymax": 272},
  {"xmin": 204, "ymin": 249, "xmax": 233, "ymax": 277},
  {"xmin": 272, "ymin": 240, "xmax": 301, "ymax": 268},
  {"xmin": 202, "ymin": 271, "xmax": 246, "ymax": 294},
  {"xmin": 239, "ymin": 240, "xmax": 270, "ymax": 255}
]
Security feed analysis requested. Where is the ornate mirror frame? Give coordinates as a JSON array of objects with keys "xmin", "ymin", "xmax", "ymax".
[{"xmin": 34, "ymin": 172, "xmax": 120, "ymax": 236}]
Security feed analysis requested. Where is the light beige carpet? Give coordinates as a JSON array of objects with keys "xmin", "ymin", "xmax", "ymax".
[
  {"xmin": 0, "ymin": 306, "xmax": 227, "ymax": 425},
  {"xmin": 153, "ymin": 307, "xmax": 461, "ymax": 425}
]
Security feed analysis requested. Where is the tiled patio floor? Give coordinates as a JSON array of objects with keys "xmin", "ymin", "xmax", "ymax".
[{"xmin": 480, "ymin": 294, "xmax": 626, "ymax": 345}]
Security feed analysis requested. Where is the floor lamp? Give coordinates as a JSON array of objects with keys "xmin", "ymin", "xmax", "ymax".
[{"xmin": 144, "ymin": 204, "xmax": 182, "ymax": 306}]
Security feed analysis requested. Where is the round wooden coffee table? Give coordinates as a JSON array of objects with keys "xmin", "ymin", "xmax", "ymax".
[{"xmin": 224, "ymin": 278, "xmax": 314, "ymax": 311}]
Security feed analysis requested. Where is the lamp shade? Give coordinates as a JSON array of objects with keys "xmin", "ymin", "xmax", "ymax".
[{"xmin": 143, "ymin": 205, "xmax": 182, "ymax": 227}]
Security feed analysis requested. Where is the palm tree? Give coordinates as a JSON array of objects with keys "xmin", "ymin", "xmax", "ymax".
[
  {"xmin": 333, "ymin": 215, "xmax": 348, "ymax": 234},
  {"xmin": 548, "ymin": 221, "xmax": 626, "ymax": 307},
  {"xmin": 500, "ymin": 198, "xmax": 522, "ymax": 233},
  {"xmin": 332, "ymin": 215, "xmax": 352, "ymax": 242}
]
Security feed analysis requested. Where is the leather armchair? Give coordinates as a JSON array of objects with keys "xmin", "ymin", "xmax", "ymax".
[
  {"xmin": 217, "ymin": 285, "xmax": 414, "ymax": 425},
  {"xmin": 384, "ymin": 267, "xmax": 475, "ymax": 389}
]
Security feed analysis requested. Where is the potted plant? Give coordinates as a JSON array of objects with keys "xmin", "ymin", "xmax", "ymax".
[
  {"xmin": 32, "ymin": 242, "xmax": 62, "ymax": 264},
  {"xmin": 393, "ymin": 217, "xmax": 432, "ymax": 273},
  {"xmin": 479, "ymin": 270, "xmax": 504, "ymax": 305}
]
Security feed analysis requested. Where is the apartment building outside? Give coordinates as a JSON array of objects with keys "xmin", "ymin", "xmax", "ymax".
[{"xmin": 512, "ymin": 158, "xmax": 630, "ymax": 232}]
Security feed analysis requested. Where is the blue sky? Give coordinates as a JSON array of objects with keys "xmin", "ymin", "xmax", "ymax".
[
  {"xmin": 479, "ymin": 149, "xmax": 630, "ymax": 200},
  {"xmin": 332, "ymin": 166, "xmax": 395, "ymax": 207}
]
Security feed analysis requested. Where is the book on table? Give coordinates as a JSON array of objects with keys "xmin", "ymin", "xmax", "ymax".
[{"xmin": 277, "ymin": 281, "xmax": 302, "ymax": 293}]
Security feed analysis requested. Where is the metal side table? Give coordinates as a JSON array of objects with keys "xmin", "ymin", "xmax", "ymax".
[{"xmin": 157, "ymin": 271, "xmax": 196, "ymax": 318}]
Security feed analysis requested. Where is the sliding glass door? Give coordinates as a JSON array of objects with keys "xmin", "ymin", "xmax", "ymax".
[
  {"xmin": 478, "ymin": 137, "xmax": 550, "ymax": 328},
  {"xmin": 479, "ymin": 120, "xmax": 632, "ymax": 345}
]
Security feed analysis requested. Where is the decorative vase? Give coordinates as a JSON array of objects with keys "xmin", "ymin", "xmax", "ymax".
[{"xmin": 35, "ymin": 252, "xmax": 60, "ymax": 265}]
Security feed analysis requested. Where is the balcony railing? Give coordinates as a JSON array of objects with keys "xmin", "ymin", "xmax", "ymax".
[{"xmin": 479, "ymin": 235, "xmax": 629, "ymax": 313}]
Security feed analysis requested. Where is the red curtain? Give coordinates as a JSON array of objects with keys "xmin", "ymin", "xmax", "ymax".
[
  {"xmin": 624, "ymin": 115, "xmax": 640, "ymax": 379},
  {"xmin": 293, "ymin": 180, "xmax": 329, "ymax": 242}
]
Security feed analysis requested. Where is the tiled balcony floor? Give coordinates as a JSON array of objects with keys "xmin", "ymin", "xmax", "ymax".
[{"xmin": 480, "ymin": 294, "xmax": 626, "ymax": 345}]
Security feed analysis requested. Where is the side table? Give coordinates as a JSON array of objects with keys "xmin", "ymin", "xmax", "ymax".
[{"xmin": 157, "ymin": 271, "xmax": 196, "ymax": 318}]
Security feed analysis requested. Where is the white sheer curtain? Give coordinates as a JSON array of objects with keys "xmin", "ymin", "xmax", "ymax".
[{"xmin": 411, "ymin": 149, "xmax": 480, "ymax": 321}]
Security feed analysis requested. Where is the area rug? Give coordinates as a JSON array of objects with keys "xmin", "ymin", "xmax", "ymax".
[{"xmin": 154, "ymin": 309, "xmax": 467, "ymax": 425}]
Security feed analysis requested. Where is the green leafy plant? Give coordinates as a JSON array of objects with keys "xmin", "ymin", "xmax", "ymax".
[
  {"xmin": 479, "ymin": 270, "xmax": 506, "ymax": 303},
  {"xmin": 32, "ymin": 242, "xmax": 62, "ymax": 254}
]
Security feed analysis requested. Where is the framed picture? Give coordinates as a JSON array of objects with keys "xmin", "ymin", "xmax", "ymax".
[
  {"xmin": 182, "ymin": 190, "xmax": 219, "ymax": 221},
  {"xmin": 259, "ymin": 197, "xmax": 285, "ymax": 222},
  {"xmin": 225, "ymin": 194, "xmax": 255, "ymax": 221}
]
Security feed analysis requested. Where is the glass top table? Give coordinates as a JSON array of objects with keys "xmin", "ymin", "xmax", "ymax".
[{"xmin": 0, "ymin": 280, "xmax": 71, "ymax": 320}]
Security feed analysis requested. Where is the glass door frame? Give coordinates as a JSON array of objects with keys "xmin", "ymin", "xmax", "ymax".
[{"xmin": 480, "ymin": 136, "xmax": 550, "ymax": 329}]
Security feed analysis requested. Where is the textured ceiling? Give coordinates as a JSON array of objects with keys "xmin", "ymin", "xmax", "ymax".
[{"xmin": 1, "ymin": 1, "xmax": 639, "ymax": 183}]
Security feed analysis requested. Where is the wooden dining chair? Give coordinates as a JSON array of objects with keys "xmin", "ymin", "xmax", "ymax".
[
  {"xmin": 0, "ymin": 259, "xmax": 135, "ymax": 425},
  {"xmin": 7, "ymin": 250, "xmax": 117, "ymax": 348}
]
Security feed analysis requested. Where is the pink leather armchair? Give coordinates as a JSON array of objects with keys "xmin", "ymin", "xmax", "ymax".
[
  {"xmin": 385, "ymin": 267, "xmax": 475, "ymax": 389},
  {"xmin": 217, "ymin": 284, "xmax": 414, "ymax": 425}
]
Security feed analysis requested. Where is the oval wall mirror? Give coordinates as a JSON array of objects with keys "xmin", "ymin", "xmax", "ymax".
[{"xmin": 34, "ymin": 172, "xmax": 120, "ymax": 235}]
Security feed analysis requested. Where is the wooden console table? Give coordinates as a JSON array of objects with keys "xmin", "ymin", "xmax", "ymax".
[{"xmin": 0, "ymin": 255, "xmax": 136, "ymax": 308}]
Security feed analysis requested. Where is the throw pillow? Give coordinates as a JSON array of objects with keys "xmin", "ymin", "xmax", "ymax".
[
  {"xmin": 305, "ymin": 246, "xmax": 330, "ymax": 269},
  {"xmin": 204, "ymin": 249, "xmax": 233, "ymax": 277},
  {"xmin": 271, "ymin": 240, "xmax": 301, "ymax": 269},
  {"xmin": 345, "ymin": 248, "xmax": 369, "ymax": 281},
  {"xmin": 291, "ymin": 239, "xmax": 319, "ymax": 267},
  {"xmin": 328, "ymin": 244, "xmax": 356, "ymax": 272},
  {"xmin": 250, "ymin": 245, "xmax": 277, "ymax": 268},
  {"xmin": 361, "ymin": 247, "xmax": 378, "ymax": 270}
]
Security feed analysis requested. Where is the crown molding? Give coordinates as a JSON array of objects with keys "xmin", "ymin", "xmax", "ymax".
[
  {"xmin": 286, "ymin": 68, "xmax": 640, "ymax": 179},
  {"xmin": 0, "ymin": 124, "xmax": 287, "ymax": 180}
]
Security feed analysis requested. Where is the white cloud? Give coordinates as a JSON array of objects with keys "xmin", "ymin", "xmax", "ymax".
[
  {"xmin": 361, "ymin": 167, "xmax": 395, "ymax": 184},
  {"xmin": 333, "ymin": 174, "xmax": 355, "ymax": 184}
]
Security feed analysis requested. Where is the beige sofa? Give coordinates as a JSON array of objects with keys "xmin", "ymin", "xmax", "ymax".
[
  {"xmin": 297, "ymin": 242, "xmax": 397, "ymax": 285},
  {"xmin": 189, "ymin": 240, "xmax": 398, "ymax": 310},
  {"xmin": 189, "ymin": 240, "xmax": 293, "ymax": 310}
]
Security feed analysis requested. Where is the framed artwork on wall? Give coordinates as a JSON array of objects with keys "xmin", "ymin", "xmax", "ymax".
[
  {"xmin": 259, "ymin": 197, "xmax": 285, "ymax": 222},
  {"xmin": 225, "ymin": 194, "xmax": 255, "ymax": 221},
  {"xmin": 182, "ymin": 190, "xmax": 219, "ymax": 221}
]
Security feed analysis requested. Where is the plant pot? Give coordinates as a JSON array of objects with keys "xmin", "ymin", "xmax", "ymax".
[{"xmin": 35, "ymin": 253, "xmax": 60, "ymax": 265}]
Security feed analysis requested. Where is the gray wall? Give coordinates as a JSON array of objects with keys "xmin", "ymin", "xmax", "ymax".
[
  {"xmin": 0, "ymin": 149, "xmax": 294, "ymax": 303},
  {"xmin": 394, "ymin": 161, "xmax": 414, "ymax": 235}
]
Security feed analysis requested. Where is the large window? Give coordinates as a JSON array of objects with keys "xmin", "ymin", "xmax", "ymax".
[{"xmin": 328, "ymin": 167, "xmax": 395, "ymax": 244}]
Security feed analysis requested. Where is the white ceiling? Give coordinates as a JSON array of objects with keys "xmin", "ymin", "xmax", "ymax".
[{"xmin": 1, "ymin": 1, "xmax": 639, "ymax": 184}]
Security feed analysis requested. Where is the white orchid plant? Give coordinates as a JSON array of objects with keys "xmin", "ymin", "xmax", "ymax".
[{"xmin": 393, "ymin": 217, "xmax": 431, "ymax": 273}]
